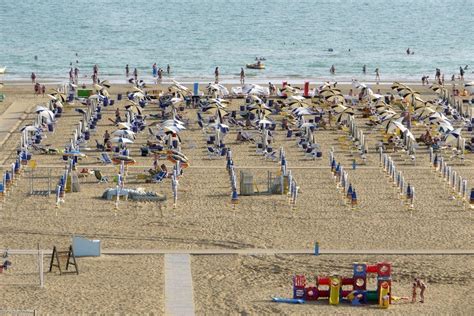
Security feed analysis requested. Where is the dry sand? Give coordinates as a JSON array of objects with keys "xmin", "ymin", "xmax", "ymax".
[{"xmin": 0, "ymin": 82, "xmax": 472, "ymax": 314}]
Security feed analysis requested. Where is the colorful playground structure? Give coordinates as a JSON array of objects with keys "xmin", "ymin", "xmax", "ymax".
[{"xmin": 290, "ymin": 262, "xmax": 392, "ymax": 308}]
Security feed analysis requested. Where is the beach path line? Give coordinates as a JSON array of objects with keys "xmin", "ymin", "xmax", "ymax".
[
  {"xmin": 0, "ymin": 100, "xmax": 33, "ymax": 148},
  {"xmin": 164, "ymin": 254, "xmax": 195, "ymax": 316}
]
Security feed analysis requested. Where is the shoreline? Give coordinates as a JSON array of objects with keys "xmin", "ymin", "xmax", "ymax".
[{"xmin": 1, "ymin": 75, "xmax": 470, "ymax": 86}]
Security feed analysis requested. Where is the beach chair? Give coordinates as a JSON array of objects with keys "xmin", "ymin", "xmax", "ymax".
[
  {"xmin": 98, "ymin": 152, "xmax": 112, "ymax": 164},
  {"xmin": 265, "ymin": 148, "xmax": 277, "ymax": 161},
  {"xmin": 152, "ymin": 170, "xmax": 168, "ymax": 183},
  {"xmin": 94, "ymin": 170, "xmax": 108, "ymax": 183},
  {"xmin": 207, "ymin": 146, "xmax": 219, "ymax": 159}
]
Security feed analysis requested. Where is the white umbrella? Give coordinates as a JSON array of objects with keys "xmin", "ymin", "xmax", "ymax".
[
  {"xmin": 112, "ymin": 130, "xmax": 136, "ymax": 137},
  {"xmin": 208, "ymin": 83, "xmax": 229, "ymax": 96},
  {"xmin": 444, "ymin": 128, "xmax": 462, "ymax": 145},
  {"xmin": 117, "ymin": 122, "xmax": 132, "ymax": 130},
  {"xmin": 111, "ymin": 137, "xmax": 133, "ymax": 144},
  {"xmin": 292, "ymin": 107, "xmax": 313, "ymax": 116},
  {"xmin": 258, "ymin": 118, "xmax": 273, "ymax": 126},
  {"xmin": 39, "ymin": 110, "xmax": 55, "ymax": 123}
]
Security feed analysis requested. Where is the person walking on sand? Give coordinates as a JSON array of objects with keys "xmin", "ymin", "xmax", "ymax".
[
  {"xmin": 41, "ymin": 84, "xmax": 46, "ymax": 97},
  {"xmin": 31, "ymin": 72, "xmax": 36, "ymax": 83},
  {"xmin": 375, "ymin": 68, "xmax": 380, "ymax": 83},
  {"xmin": 412, "ymin": 278, "xmax": 427, "ymax": 303},
  {"xmin": 214, "ymin": 67, "xmax": 219, "ymax": 83},
  {"xmin": 362, "ymin": 64, "xmax": 366, "ymax": 75},
  {"xmin": 126, "ymin": 64, "xmax": 130, "ymax": 78},
  {"xmin": 240, "ymin": 68, "xmax": 245, "ymax": 84}
]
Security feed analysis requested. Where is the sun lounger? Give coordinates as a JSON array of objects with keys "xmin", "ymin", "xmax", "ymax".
[
  {"xmin": 94, "ymin": 170, "xmax": 108, "ymax": 183},
  {"xmin": 152, "ymin": 171, "xmax": 168, "ymax": 183},
  {"xmin": 99, "ymin": 152, "xmax": 112, "ymax": 164}
]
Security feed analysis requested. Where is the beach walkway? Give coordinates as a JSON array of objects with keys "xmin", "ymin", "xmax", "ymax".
[
  {"xmin": 164, "ymin": 254, "xmax": 196, "ymax": 316},
  {"xmin": 0, "ymin": 101, "xmax": 32, "ymax": 148}
]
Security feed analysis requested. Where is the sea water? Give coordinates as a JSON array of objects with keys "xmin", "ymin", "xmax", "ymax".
[{"xmin": 0, "ymin": 0, "xmax": 473, "ymax": 83}]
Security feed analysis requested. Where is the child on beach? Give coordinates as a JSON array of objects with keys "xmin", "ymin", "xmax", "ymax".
[
  {"xmin": 41, "ymin": 85, "xmax": 46, "ymax": 97},
  {"xmin": 412, "ymin": 278, "xmax": 427, "ymax": 303}
]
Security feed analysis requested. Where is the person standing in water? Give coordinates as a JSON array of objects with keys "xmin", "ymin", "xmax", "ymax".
[
  {"xmin": 31, "ymin": 72, "xmax": 36, "ymax": 83},
  {"xmin": 167, "ymin": 64, "xmax": 170, "ymax": 75},
  {"xmin": 152, "ymin": 63, "xmax": 157, "ymax": 77},
  {"xmin": 375, "ymin": 68, "xmax": 380, "ymax": 83},
  {"xmin": 126, "ymin": 64, "xmax": 130, "ymax": 77},
  {"xmin": 240, "ymin": 68, "xmax": 245, "ymax": 84},
  {"xmin": 330, "ymin": 65, "xmax": 335, "ymax": 75},
  {"xmin": 362, "ymin": 64, "xmax": 366, "ymax": 75},
  {"xmin": 133, "ymin": 68, "xmax": 138, "ymax": 81},
  {"xmin": 214, "ymin": 67, "xmax": 219, "ymax": 83}
]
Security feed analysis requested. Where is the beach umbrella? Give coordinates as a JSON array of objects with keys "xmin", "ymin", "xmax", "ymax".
[
  {"xmin": 98, "ymin": 80, "xmax": 111, "ymax": 89},
  {"xmin": 20, "ymin": 125, "xmax": 40, "ymax": 132},
  {"xmin": 404, "ymin": 129, "xmax": 416, "ymax": 141},
  {"xmin": 112, "ymin": 129, "xmax": 135, "ymax": 138},
  {"xmin": 280, "ymin": 85, "xmax": 302, "ymax": 97},
  {"xmin": 49, "ymin": 89, "xmax": 66, "ymax": 102},
  {"xmin": 335, "ymin": 108, "xmax": 355, "ymax": 123},
  {"xmin": 379, "ymin": 110, "xmax": 399, "ymax": 122},
  {"xmin": 111, "ymin": 137, "xmax": 133, "ymax": 144},
  {"xmin": 169, "ymin": 80, "xmax": 191, "ymax": 95},
  {"xmin": 207, "ymin": 83, "xmax": 229, "ymax": 97},
  {"xmin": 331, "ymin": 103, "xmax": 349, "ymax": 113},
  {"xmin": 167, "ymin": 149, "xmax": 189, "ymax": 162},
  {"xmin": 464, "ymin": 81, "xmax": 474, "ymax": 93},
  {"xmin": 247, "ymin": 84, "xmax": 269, "ymax": 96},
  {"xmin": 117, "ymin": 122, "xmax": 132, "ymax": 130},
  {"xmin": 300, "ymin": 122, "xmax": 316, "ymax": 128},
  {"xmin": 384, "ymin": 117, "xmax": 406, "ymax": 134},
  {"xmin": 125, "ymin": 104, "xmax": 143, "ymax": 115},
  {"xmin": 292, "ymin": 107, "xmax": 314, "ymax": 116},
  {"xmin": 426, "ymin": 112, "xmax": 449, "ymax": 124},
  {"xmin": 444, "ymin": 128, "xmax": 462, "ymax": 145},
  {"xmin": 430, "ymin": 84, "xmax": 446, "ymax": 94},
  {"xmin": 258, "ymin": 118, "xmax": 273, "ymax": 126},
  {"xmin": 415, "ymin": 106, "xmax": 436, "ymax": 119},
  {"xmin": 39, "ymin": 109, "xmax": 55, "ymax": 123},
  {"xmin": 437, "ymin": 122, "xmax": 454, "ymax": 134},
  {"xmin": 205, "ymin": 107, "xmax": 228, "ymax": 122}
]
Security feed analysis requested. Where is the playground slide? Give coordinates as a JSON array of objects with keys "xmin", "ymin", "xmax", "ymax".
[
  {"xmin": 272, "ymin": 297, "xmax": 305, "ymax": 304},
  {"xmin": 329, "ymin": 276, "xmax": 341, "ymax": 305}
]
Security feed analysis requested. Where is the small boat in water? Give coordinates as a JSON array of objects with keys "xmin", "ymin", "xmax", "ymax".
[
  {"xmin": 246, "ymin": 62, "xmax": 265, "ymax": 70},
  {"xmin": 0, "ymin": 67, "xmax": 6, "ymax": 74}
]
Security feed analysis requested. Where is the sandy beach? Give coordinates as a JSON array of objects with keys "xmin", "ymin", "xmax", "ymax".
[{"xmin": 0, "ymin": 81, "xmax": 472, "ymax": 314}]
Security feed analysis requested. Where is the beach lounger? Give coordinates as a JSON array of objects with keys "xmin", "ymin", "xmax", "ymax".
[
  {"xmin": 94, "ymin": 170, "xmax": 108, "ymax": 183},
  {"xmin": 265, "ymin": 150, "xmax": 277, "ymax": 161},
  {"xmin": 207, "ymin": 146, "xmax": 219, "ymax": 159},
  {"xmin": 152, "ymin": 171, "xmax": 168, "ymax": 183},
  {"xmin": 98, "ymin": 152, "xmax": 112, "ymax": 164}
]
